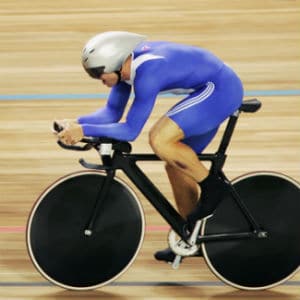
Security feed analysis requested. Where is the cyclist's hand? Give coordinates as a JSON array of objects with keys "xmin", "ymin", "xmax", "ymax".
[{"xmin": 57, "ymin": 123, "xmax": 84, "ymax": 145}]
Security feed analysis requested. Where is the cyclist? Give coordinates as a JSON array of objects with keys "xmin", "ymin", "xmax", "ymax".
[{"xmin": 56, "ymin": 31, "xmax": 244, "ymax": 263}]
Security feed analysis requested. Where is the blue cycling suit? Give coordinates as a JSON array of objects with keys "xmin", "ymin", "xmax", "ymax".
[{"xmin": 78, "ymin": 41, "xmax": 243, "ymax": 153}]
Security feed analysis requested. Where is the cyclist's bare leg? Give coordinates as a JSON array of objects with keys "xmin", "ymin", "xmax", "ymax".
[
  {"xmin": 165, "ymin": 163, "xmax": 199, "ymax": 218},
  {"xmin": 150, "ymin": 117, "xmax": 207, "ymax": 261},
  {"xmin": 150, "ymin": 116, "xmax": 225, "ymax": 221},
  {"xmin": 151, "ymin": 116, "xmax": 229, "ymax": 263},
  {"xmin": 149, "ymin": 116, "xmax": 209, "ymax": 183}
]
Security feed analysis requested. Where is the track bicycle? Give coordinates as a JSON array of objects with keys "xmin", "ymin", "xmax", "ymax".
[{"xmin": 26, "ymin": 98, "xmax": 300, "ymax": 290}]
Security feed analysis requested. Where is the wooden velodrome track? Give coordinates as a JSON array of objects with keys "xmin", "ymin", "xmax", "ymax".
[{"xmin": 0, "ymin": 0, "xmax": 299, "ymax": 299}]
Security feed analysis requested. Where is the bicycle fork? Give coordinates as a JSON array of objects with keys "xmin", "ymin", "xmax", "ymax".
[{"xmin": 84, "ymin": 169, "xmax": 115, "ymax": 236}]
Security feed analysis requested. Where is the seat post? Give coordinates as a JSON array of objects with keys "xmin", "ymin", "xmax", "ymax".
[{"xmin": 217, "ymin": 110, "xmax": 240, "ymax": 155}]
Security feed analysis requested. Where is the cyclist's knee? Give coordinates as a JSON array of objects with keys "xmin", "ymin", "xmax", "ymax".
[
  {"xmin": 149, "ymin": 131, "xmax": 175, "ymax": 159},
  {"xmin": 150, "ymin": 117, "xmax": 183, "ymax": 152}
]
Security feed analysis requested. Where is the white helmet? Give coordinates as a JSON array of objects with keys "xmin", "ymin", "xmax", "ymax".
[{"xmin": 82, "ymin": 31, "xmax": 146, "ymax": 79}]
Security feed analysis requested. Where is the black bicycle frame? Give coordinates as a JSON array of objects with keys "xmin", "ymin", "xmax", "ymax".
[{"xmin": 82, "ymin": 109, "xmax": 264, "ymax": 243}]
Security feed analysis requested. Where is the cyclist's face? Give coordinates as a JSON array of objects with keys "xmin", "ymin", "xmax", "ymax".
[{"xmin": 99, "ymin": 73, "xmax": 119, "ymax": 87}]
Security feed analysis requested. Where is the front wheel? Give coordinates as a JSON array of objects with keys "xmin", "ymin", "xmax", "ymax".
[
  {"xmin": 27, "ymin": 171, "xmax": 145, "ymax": 290},
  {"xmin": 201, "ymin": 171, "xmax": 300, "ymax": 290}
]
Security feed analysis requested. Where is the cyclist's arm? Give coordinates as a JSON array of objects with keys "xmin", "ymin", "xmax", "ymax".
[
  {"xmin": 80, "ymin": 72, "xmax": 160, "ymax": 141},
  {"xmin": 77, "ymin": 82, "xmax": 131, "ymax": 124}
]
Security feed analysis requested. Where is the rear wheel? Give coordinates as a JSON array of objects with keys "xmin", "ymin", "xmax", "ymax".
[
  {"xmin": 201, "ymin": 172, "xmax": 300, "ymax": 290},
  {"xmin": 27, "ymin": 171, "xmax": 145, "ymax": 290}
]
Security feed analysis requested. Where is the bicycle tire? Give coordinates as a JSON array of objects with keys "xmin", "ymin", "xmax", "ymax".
[
  {"xmin": 201, "ymin": 171, "xmax": 300, "ymax": 290},
  {"xmin": 27, "ymin": 171, "xmax": 145, "ymax": 290}
]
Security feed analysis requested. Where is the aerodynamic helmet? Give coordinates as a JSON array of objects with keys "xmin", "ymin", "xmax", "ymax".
[{"xmin": 82, "ymin": 31, "xmax": 146, "ymax": 79}]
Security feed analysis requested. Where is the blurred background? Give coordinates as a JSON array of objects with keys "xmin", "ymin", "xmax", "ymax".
[{"xmin": 0, "ymin": 1, "xmax": 299, "ymax": 299}]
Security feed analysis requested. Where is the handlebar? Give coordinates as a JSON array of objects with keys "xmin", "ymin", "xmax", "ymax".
[
  {"xmin": 57, "ymin": 137, "xmax": 122, "ymax": 152},
  {"xmin": 53, "ymin": 121, "xmax": 131, "ymax": 153},
  {"xmin": 57, "ymin": 140, "xmax": 94, "ymax": 151}
]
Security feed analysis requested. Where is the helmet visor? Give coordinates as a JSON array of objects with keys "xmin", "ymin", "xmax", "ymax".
[{"xmin": 85, "ymin": 66, "xmax": 105, "ymax": 79}]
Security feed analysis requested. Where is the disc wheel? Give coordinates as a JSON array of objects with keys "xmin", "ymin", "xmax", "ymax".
[
  {"xmin": 201, "ymin": 172, "xmax": 300, "ymax": 290},
  {"xmin": 27, "ymin": 171, "xmax": 145, "ymax": 290}
]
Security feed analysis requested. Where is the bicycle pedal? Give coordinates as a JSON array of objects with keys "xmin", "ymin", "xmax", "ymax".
[
  {"xmin": 168, "ymin": 230, "xmax": 200, "ymax": 256},
  {"xmin": 171, "ymin": 255, "xmax": 182, "ymax": 270}
]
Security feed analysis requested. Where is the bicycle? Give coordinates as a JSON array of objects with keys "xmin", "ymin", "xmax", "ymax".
[{"xmin": 26, "ymin": 98, "xmax": 300, "ymax": 290}]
